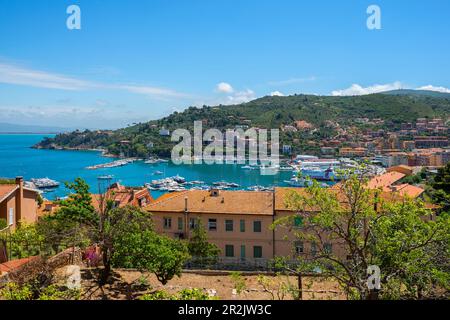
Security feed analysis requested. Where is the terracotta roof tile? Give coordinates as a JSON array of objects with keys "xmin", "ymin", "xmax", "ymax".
[
  {"xmin": 0, "ymin": 185, "xmax": 17, "ymax": 202},
  {"xmin": 385, "ymin": 184, "xmax": 425, "ymax": 198},
  {"xmin": 367, "ymin": 172, "xmax": 405, "ymax": 189},
  {"xmin": 0, "ymin": 257, "xmax": 38, "ymax": 275},
  {"xmin": 146, "ymin": 190, "xmax": 274, "ymax": 215}
]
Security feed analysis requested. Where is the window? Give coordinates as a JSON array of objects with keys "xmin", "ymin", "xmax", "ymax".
[
  {"xmin": 253, "ymin": 221, "xmax": 262, "ymax": 233},
  {"xmin": 189, "ymin": 218, "xmax": 198, "ymax": 230},
  {"xmin": 225, "ymin": 220, "xmax": 234, "ymax": 232},
  {"xmin": 240, "ymin": 245, "xmax": 246, "ymax": 259},
  {"xmin": 294, "ymin": 241, "xmax": 304, "ymax": 255},
  {"xmin": 208, "ymin": 219, "xmax": 217, "ymax": 231},
  {"xmin": 8, "ymin": 208, "xmax": 14, "ymax": 226},
  {"xmin": 294, "ymin": 216, "xmax": 303, "ymax": 228},
  {"xmin": 178, "ymin": 217, "xmax": 184, "ymax": 231},
  {"xmin": 163, "ymin": 217, "xmax": 172, "ymax": 229},
  {"xmin": 240, "ymin": 220, "xmax": 245, "ymax": 232},
  {"xmin": 225, "ymin": 245, "xmax": 234, "ymax": 257},
  {"xmin": 324, "ymin": 243, "xmax": 333, "ymax": 254},
  {"xmin": 253, "ymin": 246, "xmax": 263, "ymax": 258}
]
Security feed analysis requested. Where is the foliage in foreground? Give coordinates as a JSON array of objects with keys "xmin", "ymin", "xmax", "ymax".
[
  {"xmin": 139, "ymin": 288, "xmax": 215, "ymax": 300},
  {"xmin": 35, "ymin": 178, "xmax": 190, "ymax": 286},
  {"xmin": 274, "ymin": 167, "xmax": 450, "ymax": 300},
  {"xmin": 0, "ymin": 282, "xmax": 81, "ymax": 301},
  {"xmin": 112, "ymin": 228, "xmax": 190, "ymax": 285}
]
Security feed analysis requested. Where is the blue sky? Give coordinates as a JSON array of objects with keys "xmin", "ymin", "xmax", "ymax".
[{"xmin": 0, "ymin": 0, "xmax": 449, "ymax": 129}]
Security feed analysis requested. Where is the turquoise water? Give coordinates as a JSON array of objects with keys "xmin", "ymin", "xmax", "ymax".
[{"xmin": 0, "ymin": 134, "xmax": 295, "ymax": 200}]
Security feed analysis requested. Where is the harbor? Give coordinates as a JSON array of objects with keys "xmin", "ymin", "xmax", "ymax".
[
  {"xmin": 0, "ymin": 135, "xmax": 387, "ymax": 201},
  {"xmin": 86, "ymin": 158, "xmax": 139, "ymax": 170}
]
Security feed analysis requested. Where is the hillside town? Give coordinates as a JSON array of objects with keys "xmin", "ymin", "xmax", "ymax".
[
  {"xmin": 1, "ymin": 155, "xmax": 448, "ymax": 300},
  {"xmin": 1, "ymin": 0, "xmax": 450, "ymax": 307},
  {"xmin": 280, "ymin": 117, "xmax": 450, "ymax": 168}
]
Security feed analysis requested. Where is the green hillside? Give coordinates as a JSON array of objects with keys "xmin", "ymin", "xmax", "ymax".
[{"xmin": 34, "ymin": 92, "xmax": 450, "ymax": 158}]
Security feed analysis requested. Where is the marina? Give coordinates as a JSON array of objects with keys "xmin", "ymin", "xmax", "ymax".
[
  {"xmin": 0, "ymin": 135, "xmax": 385, "ymax": 201},
  {"xmin": 86, "ymin": 158, "xmax": 138, "ymax": 170}
]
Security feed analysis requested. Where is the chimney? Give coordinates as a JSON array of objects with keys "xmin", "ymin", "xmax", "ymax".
[
  {"xmin": 210, "ymin": 188, "xmax": 220, "ymax": 197},
  {"xmin": 15, "ymin": 177, "xmax": 24, "ymax": 224}
]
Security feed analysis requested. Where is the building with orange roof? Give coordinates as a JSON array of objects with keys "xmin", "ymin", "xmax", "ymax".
[
  {"xmin": 91, "ymin": 182, "xmax": 153, "ymax": 212},
  {"xmin": 384, "ymin": 184, "xmax": 425, "ymax": 199},
  {"xmin": 0, "ymin": 177, "xmax": 40, "ymax": 230},
  {"xmin": 0, "ymin": 257, "xmax": 39, "ymax": 276},
  {"xmin": 387, "ymin": 165, "xmax": 419, "ymax": 176},
  {"xmin": 147, "ymin": 189, "xmax": 275, "ymax": 261},
  {"xmin": 339, "ymin": 147, "xmax": 367, "ymax": 158},
  {"xmin": 145, "ymin": 177, "xmax": 433, "ymax": 262},
  {"xmin": 366, "ymin": 172, "xmax": 405, "ymax": 189}
]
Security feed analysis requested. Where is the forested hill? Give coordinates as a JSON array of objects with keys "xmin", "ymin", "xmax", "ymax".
[{"xmin": 34, "ymin": 92, "xmax": 450, "ymax": 158}]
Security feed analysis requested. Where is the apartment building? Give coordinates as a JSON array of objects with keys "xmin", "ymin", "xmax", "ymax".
[
  {"xmin": 385, "ymin": 152, "xmax": 409, "ymax": 167},
  {"xmin": 387, "ymin": 165, "xmax": 421, "ymax": 176},
  {"xmin": 273, "ymin": 188, "xmax": 347, "ymax": 260},
  {"xmin": 146, "ymin": 177, "xmax": 426, "ymax": 262},
  {"xmin": 339, "ymin": 147, "xmax": 367, "ymax": 158},
  {"xmin": 147, "ymin": 190, "xmax": 275, "ymax": 261},
  {"xmin": 407, "ymin": 148, "xmax": 449, "ymax": 167},
  {"xmin": 414, "ymin": 136, "xmax": 449, "ymax": 149},
  {"xmin": 0, "ymin": 177, "xmax": 40, "ymax": 229}
]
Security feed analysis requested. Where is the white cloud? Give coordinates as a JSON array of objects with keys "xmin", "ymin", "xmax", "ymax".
[
  {"xmin": 118, "ymin": 85, "xmax": 189, "ymax": 99},
  {"xmin": 0, "ymin": 62, "xmax": 93, "ymax": 91},
  {"xmin": 216, "ymin": 82, "xmax": 234, "ymax": 93},
  {"xmin": 0, "ymin": 104, "xmax": 140, "ymax": 129},
  {"xmin": 416, "ymin": 85, "xmax": 450, "ymax": 94},
  {"xmin": 331, "ymin": 82, "xmax": 405, "ymax": 96},
  {"xmin": 0, "ymin": 61, "xmax": 188, "ymax": 100},
  {"xmin": 270, "ymin": 91, "xmax": 285, "ymax": 97},
  {"xmin": 331, "ymin": 82, "xmax": 450, "ymax": 96},
  {"xmin": 227, "ymin": 89, "xmax": 256, "ymax": 104},
  {"xmin": 212, "ymin": 82, "xmax": 256, "ymax": 104}
]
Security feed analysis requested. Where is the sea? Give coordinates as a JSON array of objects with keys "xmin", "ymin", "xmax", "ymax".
[{"xmin": 0, "ymin": 134, "xmax": 297, "ymax": 200}]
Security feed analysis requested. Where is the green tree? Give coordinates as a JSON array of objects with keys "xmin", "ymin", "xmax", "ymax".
[
  {"xmin": 10, "ymin": 223, "xmax": 43, "ymax": 259},
  {"xmin": 431, "ymin": 163, "xmax": 450, "ymax": 213},
  {"xmin": 275, "ymin": 169, "xmax": 450, "ymax": 300},
  {"xmin": 37, "ymin": 178, "xmax": 96, "ymax": 257},
  {"xmin": 188, "ymin": 218, "xmax": 220, "ymax": 259},
  {"xmin": 433, "ymin": 163, "xmax": 450, "ymax": 193},
  {"xmin": 0, "ymin": 218, "xmax": 7, "ymax": 230},
  {"xmin": 100, "ymin": 205, "xmax": 154, "ymax": 284},
  {"xmin": 112, "ymin": 229, "xmax": 190, "ymax": 285},
  {"xmin": 55, "ymin": 178, "xmax": 97, "ymax": 226},
  {"xmin": 143, "ymin": 233, "xmax": 187, "ymax": 285}
]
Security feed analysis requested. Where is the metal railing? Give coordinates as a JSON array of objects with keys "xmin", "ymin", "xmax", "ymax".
[{"xmin": 184, "ymin": 257, "xmax": 301, "ymax": 272}]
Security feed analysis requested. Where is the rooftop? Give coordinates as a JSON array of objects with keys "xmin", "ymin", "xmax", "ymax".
[
  {"xmin": 0, "ymin": 185, "xmax": 18, "ymax": 203},
  {"xmin": 0, "ymin": 257, "xmax": 38, "ymax": 275},
  {"xmin": 385, "ymin": 184, "xmax": 425, "ymax": 198},
  {"xmin": 367, "ymin": 172, "xmax": 405, "ymax": 189},
  {"xmin": 146, "ymin": 190, "xmax": 274, "ymax": 215}
]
